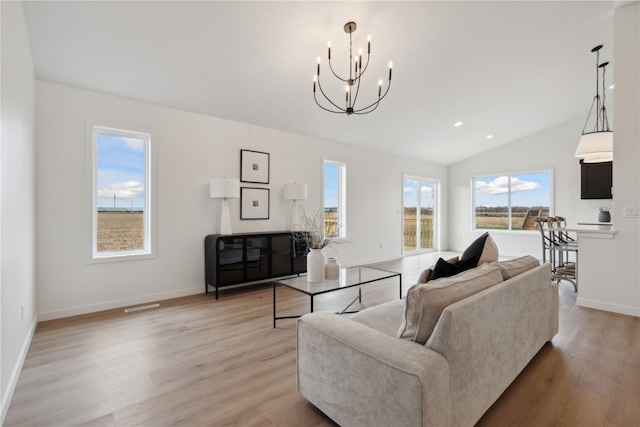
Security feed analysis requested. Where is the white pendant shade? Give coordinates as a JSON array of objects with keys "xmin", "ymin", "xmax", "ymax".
[
  {"xmin": 210, "ymin": 177, "xmax": 240, "ymax": 199},
  {"xmin": 575, "ymin": 131, "xmax": 613, "ymax": 161},
  {"xmin": 282, "ymin": 182, "xmax": 308, "ymax": 200},
  {"xmin": 582, "ymin": 152, "xmax": 613, "ymax": 163}
]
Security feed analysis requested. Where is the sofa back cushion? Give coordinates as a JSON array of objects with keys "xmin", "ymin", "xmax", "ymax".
[
  {"xmin": 398, "ymin": 264, "xmax": 504, "ymax": 344},
  {"xmin": 492, "ymin": 255, "xmax": 540, "ymax": 280}
]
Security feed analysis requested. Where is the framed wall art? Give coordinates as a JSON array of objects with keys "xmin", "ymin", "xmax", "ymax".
[
  {"xmin": 240, "ymin": 149, "xmax": 270, "ymax": 184},
  {"xmin": 240, "ymin": 187, "xmax": 270, "ymax": 220}
]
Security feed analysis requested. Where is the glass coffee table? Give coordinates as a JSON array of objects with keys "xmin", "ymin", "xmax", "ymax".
[{"xmin": 273, "ymin": 266, "xmax": 401, "ymax": 327}]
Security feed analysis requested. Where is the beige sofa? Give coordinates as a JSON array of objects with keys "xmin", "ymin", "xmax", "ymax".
[{"xmin": 296, "ymin": 257, "xmax": 559, "ymax": 427}]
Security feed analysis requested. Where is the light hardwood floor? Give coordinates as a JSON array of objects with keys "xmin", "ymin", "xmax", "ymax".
[{"xmin": 5, "ymin": 252, "xmax": 640, "ymax": 426}]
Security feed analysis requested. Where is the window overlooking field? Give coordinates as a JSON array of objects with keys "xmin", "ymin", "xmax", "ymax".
[
  {"xmin": 91, "ymin": 125, "xmax": 153, "ymax": 260},
  {"xmin": 473, "ymin": 171, "xmax": 551, "ymax": 231},
  {"xmin": 323, "ymin": 160, "xmax": 346, "ymax": 238}
]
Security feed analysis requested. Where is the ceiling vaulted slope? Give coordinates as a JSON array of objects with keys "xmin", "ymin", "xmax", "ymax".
[{"xmin": 22, "ymin": 1, "xmax": 614, "ymax": 165}]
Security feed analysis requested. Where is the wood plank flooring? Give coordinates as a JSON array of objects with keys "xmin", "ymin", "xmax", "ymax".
[{"xmin": 5, "ymin": 252, "xmax": 639, "ymax": 426}]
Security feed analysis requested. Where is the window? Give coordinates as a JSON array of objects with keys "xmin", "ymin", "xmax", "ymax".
[
  {"xmin": 323, "ymin": 160, "xmax": 346, "ymax": 238},
  {"xmin": 473, "ymin": 171, "xmax": 551, "ymax": 231},
  {"xmin": 403, "ymin": 176, "xmax": 438, "ymax": 253},
  {"xmin": 90, "ymin": 125, "xmax": 153, "ymax": 260}
]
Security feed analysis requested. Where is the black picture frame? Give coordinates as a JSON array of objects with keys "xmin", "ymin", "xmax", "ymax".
[
  {"xmin": 240, "ymin": 187, "xmax": 270, "ymax": 220},
  {"xmin": 240, "ymin": 149, "xmax": 270, "ymax": 184}
]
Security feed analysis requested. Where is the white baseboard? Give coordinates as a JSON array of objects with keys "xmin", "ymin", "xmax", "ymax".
[
  {"xmin": 576, "ymin": 297, "xmax": 640, "ymax": 317},
  {"xmin": 38, "ymin": 286, "xmax": 203, "ymax": 321},
  {"xmin": 1, "ymin": 314, "xmax": 38, "ymax": 425}
]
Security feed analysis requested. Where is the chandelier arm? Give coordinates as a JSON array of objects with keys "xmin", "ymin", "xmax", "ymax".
[
  {"xmin": 316, "ymin": 77, "xmax": 347, "ymax": 111},
  {"xmin": 350, "ymin": 70, "xmax": 363, "ymax": 108},
  {"xmin": 355, "ymin": 53, "xmax": 371, "ymax": 81},
  {"xmin": 352, "ymin": 101, "xmax": 381, "ymax": 115},
  {"xmin": 327, "ymin": 59, "xmax": 349, "ymax": 83},
  {"xmin": 314, "ymin": 92, "xmax": 346, "ymax": 114},
  {"xmin": 352, "ymin": 80, "xmax": 392, "ymax": 114}
]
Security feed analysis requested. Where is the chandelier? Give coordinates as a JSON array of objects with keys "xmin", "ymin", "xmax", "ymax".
[
  {"xmin": 313, "ymin": 22, "xmax": 393, "ymax": 115},
  {"xmin": 575, "ymin": 45, "xmax": 613, "ymax": 163}
]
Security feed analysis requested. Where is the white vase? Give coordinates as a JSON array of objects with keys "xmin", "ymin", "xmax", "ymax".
[
  {"xmin": 325, "ymin": 257, "xmax": 340, "ymax": 280},
  {"xmin": 307, "ymin": 249, "xmax": 326, "ymax": 282}
]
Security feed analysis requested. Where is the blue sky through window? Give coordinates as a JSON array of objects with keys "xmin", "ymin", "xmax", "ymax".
[
  {"xmin": 474, "ymin": 172, "xmax": 550, "ymax": 208},
  {"xmin": 324, "ymin": 163, "xmax": 338, "ymax": 209},
  {"xmin": 96, "ymin": 133, "xmax": 145, "ymax": 209},
  {"xmin": 403, "ymin": 178, "xmax": 434, "ymax": 209}
]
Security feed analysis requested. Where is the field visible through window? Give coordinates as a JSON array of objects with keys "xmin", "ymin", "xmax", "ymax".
[{"xmin": 97, "ymin": 212, "xmax": 144, "ymax": 252}]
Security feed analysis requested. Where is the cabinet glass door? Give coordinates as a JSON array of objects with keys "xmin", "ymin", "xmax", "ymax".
[
  {"xmin": 217, "ymin": 237, "xmax": 245, "ymax": 283},
  {"xmin": 245, "ymin": 236, "xmax": 269, "ymax": 280},
  {"xmin": 271, "ymin": 235, "xmax": 293, "ymax": 276}
]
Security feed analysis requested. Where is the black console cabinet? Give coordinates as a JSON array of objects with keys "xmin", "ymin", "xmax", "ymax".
[{"xmin": 205, "ymin": 231, "xmax": 306, "ymax": 299}]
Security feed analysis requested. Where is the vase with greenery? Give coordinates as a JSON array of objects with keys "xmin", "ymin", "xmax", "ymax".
[{"xmin": 291, "ymin": 209, "xmax": 337, "ymax": 282}]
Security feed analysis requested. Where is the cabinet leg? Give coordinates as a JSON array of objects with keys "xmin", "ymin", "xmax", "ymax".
[{"xmin": 273, "ymin": 283, "xmax": 277, "ymax": 328}]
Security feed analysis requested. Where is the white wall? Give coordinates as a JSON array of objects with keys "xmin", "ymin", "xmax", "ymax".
[
  {"xmin": 0, "ymin": 1, "xmax": 38, "ymax": 421},
  {"xmin": 35, "ymin": 81, "xmax": 448, "ymax": 320},
  {"xmin": 448, "ymin": 115, "xmax": 601, "ymax": 257},
  {"xmin": 575, "ymin": 3, "xmax": 639, "ymax": 317}
]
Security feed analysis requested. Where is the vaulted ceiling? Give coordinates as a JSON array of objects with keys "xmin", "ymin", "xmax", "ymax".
[{"xmin": 21, "ymin": 1, "xmax": 615, "ymax": 164}]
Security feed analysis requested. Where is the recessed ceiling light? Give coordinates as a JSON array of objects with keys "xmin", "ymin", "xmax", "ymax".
[
  {"xmin": 609, "ymin": 84, "xmax": 615, "ymax": 89},
  {"xmin": 454, "ymin": 121, "xmax": 464, "ymax": 127},
  {"xmin": 486, "ymin": 135, "xmax": 494, "ymax": 139}
]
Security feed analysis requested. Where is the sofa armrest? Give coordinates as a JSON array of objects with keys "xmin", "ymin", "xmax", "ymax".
[{"xmin": 297, "ymin": 311, "xmax": 451, "ymax": 427}]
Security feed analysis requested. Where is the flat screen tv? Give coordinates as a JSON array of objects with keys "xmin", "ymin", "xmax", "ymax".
[{"xmin": 580, "ymin": 160, "xmax": 612, "ymax": 199}]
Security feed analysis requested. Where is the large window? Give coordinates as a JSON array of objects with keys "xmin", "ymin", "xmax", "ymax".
[
  {"xmin": 90, "ymin": 125, "xmax": 153, "ymax": 260},
  {"xmin": 473, "ymin": 171, "xmax": 551, "ymax": 231},
  {"xmin": 403, "ymin": 176, "xmax": 438, "ymax": 253},
  {"xmin": 323, "ymin": 160, "xmax": 346, "ymax": 238}
]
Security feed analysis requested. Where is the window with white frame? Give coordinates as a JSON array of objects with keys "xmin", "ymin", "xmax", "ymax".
[
  {"xmin": 323, "ymin": 160, "xmax": 346, "ymax": 238},
  {"xmin": 473, "ymin": 171, "xmax": 551, "ymax": 231},
  {"xmin": 90, "ymin": 125, "xmax": 153, "ymax": 260}
]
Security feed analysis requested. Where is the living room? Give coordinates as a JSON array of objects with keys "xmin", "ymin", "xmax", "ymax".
[{"xmin": 2, "ymin": 1, "xmax": 639, "ymax": 425}]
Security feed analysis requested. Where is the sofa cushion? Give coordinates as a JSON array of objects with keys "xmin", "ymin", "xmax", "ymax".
[
  {"xmin": 350, "ymin": 299, "xmax": 405, "ymax": 336},
  {"xmin": 431, "ymin": 256, "xmax": 478, "ymax": 280},
  {"xmin": 398, "ymin": 264, "xmax": 504, "ymax": 344},
  {"xmin": 460, "ymin": 232, "xmax": 499, "ymax": 266},
  {"xmin": 493, "ymin": 255, "xmax": 540, "ymax": 280}
]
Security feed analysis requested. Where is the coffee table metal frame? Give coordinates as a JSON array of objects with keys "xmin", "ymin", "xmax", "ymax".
[{"xmin": 273, "ymin": 265, "xmax": 401, "ymax": 327}]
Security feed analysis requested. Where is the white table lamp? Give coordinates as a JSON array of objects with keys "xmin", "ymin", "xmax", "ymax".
[
  {"xmin": 210, "ymin": 177, "xmax": 240, "ymax": 235},
  {"xmin": 283, "ymin": 182, "xmax": 308, "ymax": 230}
]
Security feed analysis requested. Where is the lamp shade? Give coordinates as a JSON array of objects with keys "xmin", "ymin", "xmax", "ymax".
[
  {"xmin": 210, "ymin": 177, "xmax": 240, "ymax": 199},
  {"xmin": 575, "ymin": 131, "xmax": 613, "ymax": 160},
  {"xmin": 282, "ymin": 182, "xmax": 308, "ymax": 200},
  {"xmin": 582, "ymin": 152, "xmax": 613, "ymax": 163}
]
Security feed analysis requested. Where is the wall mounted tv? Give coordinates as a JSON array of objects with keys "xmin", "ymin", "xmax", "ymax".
[{"xmin": 580, "ymin": 160, "xmax": 612, "ymax": 199}]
